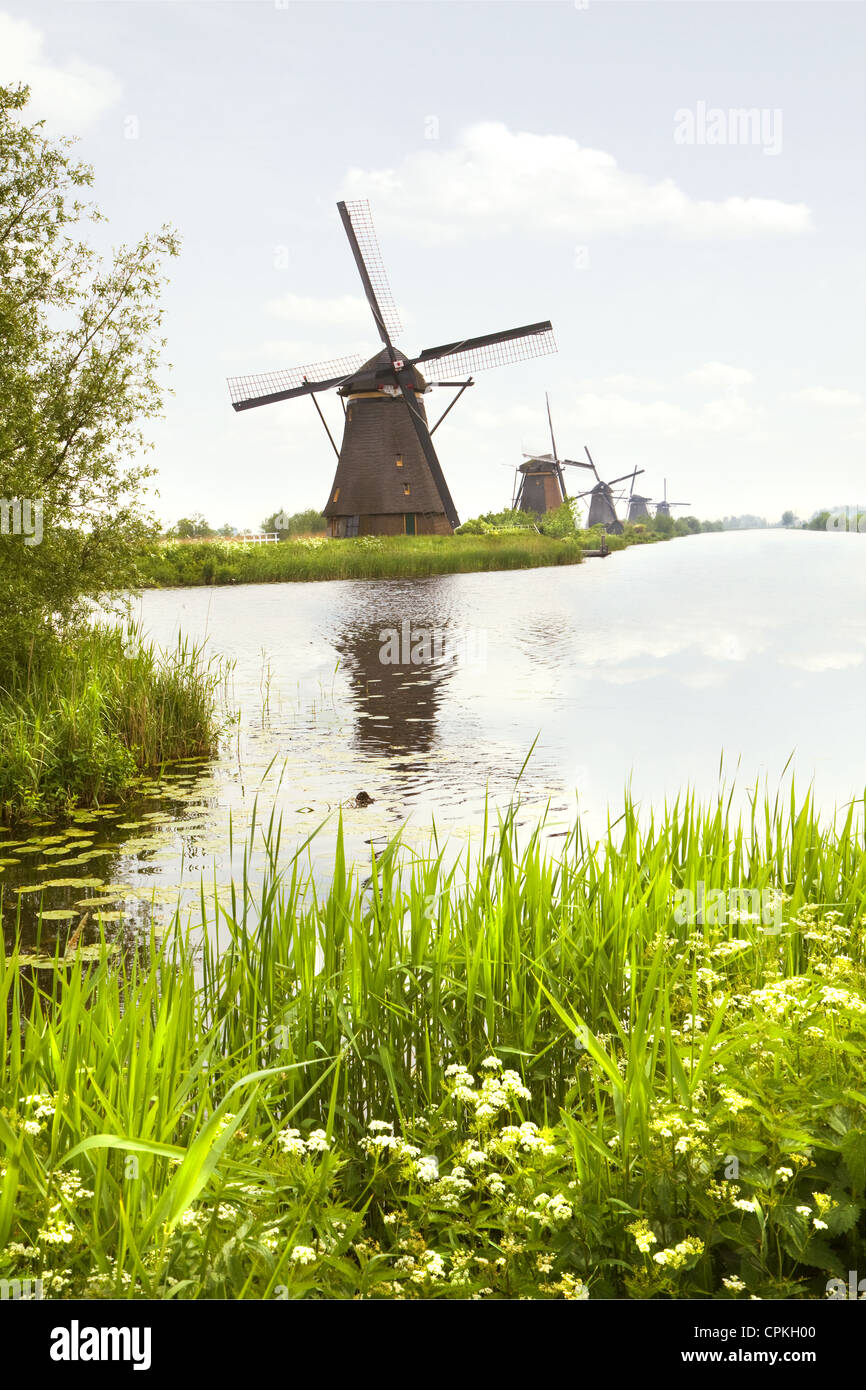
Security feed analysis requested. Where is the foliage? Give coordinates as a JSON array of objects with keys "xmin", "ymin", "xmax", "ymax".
[
  {"xmin": 261, "ymin": 508, "xmax": 327, "ymax": 539},
  {"xmin": 0, "ymin": 83, "xmax": 179, "ymax": 672},
  {"xmin": 1, "ymin": 786, "xmax": 864, "ymax": 1298},
  {"xmin": 171, "ymin": 515, "xmax": 214, "ymax": 539},
  {"xmin": 0, "ymin": 624, "xmax": 225, "ymax": 822}
]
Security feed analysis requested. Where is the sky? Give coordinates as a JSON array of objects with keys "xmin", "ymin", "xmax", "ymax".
[{"xmin": 2, "ymin": 0, "xmax": 865, "ymax": 529}]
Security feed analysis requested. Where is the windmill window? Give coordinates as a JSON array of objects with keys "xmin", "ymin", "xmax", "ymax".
[
  {"xmin": 395, "ymin": 455, "xmax": 403, "ymax": 468},
  {"xmin": 403, "ymin": 484, "xmax": 411, "ymax": 496},
  {"xmin": 345, "ymin": 515, "xmax": 359, "ymax": 538},
  {"xmin": 333, "ymin": 487, "xmax": 340, "ymax": 502}
]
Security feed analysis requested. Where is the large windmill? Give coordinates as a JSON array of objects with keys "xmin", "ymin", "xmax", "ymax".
[
  {"xmin": 574, "ymin": 448, "xmax": 645, "ymax": 534},
  {"xmin": 512, "ymin": 394, "xmax": 594, "ymax": 514},
  {"xmin": 227, "ymin": 201, "xmax": 556, "ymax": 538},
  {"xmin": 654, "ymin": 478, "xmax": 691, "ymax": 519}
]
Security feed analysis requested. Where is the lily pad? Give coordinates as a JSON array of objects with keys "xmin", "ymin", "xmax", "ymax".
[{"xmin": 43, "ymin": 876, "xmax": 104, "ymax": 889}]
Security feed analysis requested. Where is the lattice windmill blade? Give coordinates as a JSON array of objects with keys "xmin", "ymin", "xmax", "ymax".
[
  {"xmin": 584, "ymin": 446, "xmax": 601, "ymax": 482},
  {"xmin": 413, "ymin": 322, "xmax": 556, "ymax": 377},
  {"xmin": 607, "ymin": 469, "xmax": 645, "ymax": 488},
  {"xmin": 227, "ymin": 355, "xmax": 365, "ymax": 411},
  {"xmin": 337, "ymin": 200, "xmax": 403, "ymax": 348},
  {"xmin": 542, "ymin": 392, "xmax": 569, "ymax": 500},
  {"xmin": 545, "ymin": 392, "xmax": 559, "ymax": 462}
]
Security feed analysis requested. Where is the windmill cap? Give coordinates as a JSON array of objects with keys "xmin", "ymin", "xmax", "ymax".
[{"xmin": 339, "ymin": 347, "xmax": 428, "ymax": 396}]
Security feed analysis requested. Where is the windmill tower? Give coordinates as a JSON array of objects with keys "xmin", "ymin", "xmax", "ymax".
[
  {"xmin": 654, "ymin": 478, "xmax": 691, "ymax": 519},
  {"xmin": 513, "ymin": 395, "xmax": 594, "ymax": 513},
  {"xmin": 227, "ymin": 201, "xmax": 556, "ymax": 538},
  {"xmin": 574, "ymin": 448, "xmax": 644, "ymax": 534},
  {"xmin": 626, "ymin": 471, "xmax": 652, "ymax": 521}
]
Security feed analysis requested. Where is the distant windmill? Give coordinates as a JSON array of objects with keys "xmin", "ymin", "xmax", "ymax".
[
  {"xmin": 227, "ymin": 201, "xmax": 556, "ymax": 538},
  {"xmin": 654, "ymin": 478, "xmax": 691, "ymax": 519},
  {"xmin": 626, "ymin": 471, "xmax": 653, "ymax": 522},
  {"xmin": 573, "ymin": 448, "xmax": 645, "ymax": 534},
  {"xmin": 512, "ymin": 394, "xmax": 594, "ymax": 513}
]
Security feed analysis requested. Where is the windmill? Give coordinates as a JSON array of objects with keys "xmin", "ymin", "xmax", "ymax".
[
  {"xmin": 573, "ymin": 448, "xmax": 645, "ymax": 534},
  {"xmin": 227, "ymin": 200, "xmax": 556, "ymax": 538},
  {"xmin": 626, "ymin": 471, "xmax": 653, "ymax": 522},
  {"xmin": 513, "ymin": 394, "xmax": 594, "ymax": 514},
  {"xmin": 654, "ymin": 478, "xmax": 691, "ymax": 519}
]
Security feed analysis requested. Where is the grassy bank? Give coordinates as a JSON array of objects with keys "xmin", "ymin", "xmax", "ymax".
[
  {"xmin": 2, "ymin": 787, "xmax": 864, "ymax": 1299},
  {"xmin": 138, "ymin": 530, "xmax": 656, "ymax": 587},
  {"xmin": 0, "ymin": 625, "xmax": 225, "ymax": 823}
]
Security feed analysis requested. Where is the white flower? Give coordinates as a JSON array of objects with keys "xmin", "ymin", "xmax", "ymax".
[
  {"xmin": 276, "ymin": 1127, "xmax": 306, "ymax": 1156},
  {"xmin": 480, "ymin": 1056, "xmax": 503, "ymax": 1070},
  {"xmin": 775, "ymin": 1167, "xmax": 794, "ymax": 1180},
  {"xmin": 414, "ymin": 1155, "xmax": 439, "ymax": 1183},
  {"xmin": 796, "ymin": 1205, "xmax": 811, "ymax": 1216},
  {"xmin": 367, "ymin": 1119, "xmax": 394, "ymax": 1132},
  {"xmin": 289, "ymin": 1245, "xmax": 318, "ymax": 1265}
]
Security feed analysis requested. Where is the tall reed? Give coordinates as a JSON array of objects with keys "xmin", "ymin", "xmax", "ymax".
[
  {"xmin": 2, "ymin": 784, "xmax": 863, "ymax": 1297},
  {"xmin": 0, "ymin": 623, "xmax": 226, "ymax": 821}
]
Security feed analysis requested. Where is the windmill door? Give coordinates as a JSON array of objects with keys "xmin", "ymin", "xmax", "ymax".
[{"xmin": 404, "ymin": 514, "xmax": 416, "ymax": 536}]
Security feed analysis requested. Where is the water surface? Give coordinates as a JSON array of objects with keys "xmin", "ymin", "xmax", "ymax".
[{"xmin": 4, "ymin": 531, "xmax": 864, "ymax": 950}]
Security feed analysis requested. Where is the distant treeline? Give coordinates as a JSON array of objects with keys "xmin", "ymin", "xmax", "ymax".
[{"xmin": 164, "ymin": 509, "xmax": 327, "ymax": 540}]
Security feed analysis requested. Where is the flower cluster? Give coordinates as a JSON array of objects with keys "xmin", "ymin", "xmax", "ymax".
[
  {"xmin": 444, "ymin": 1057, "xmax": 531, "ymax": 1122},
  {"xmin": 653, "ymin": 1236, "xmax": 705, "ymax": 1270},
  {"xmin": 276, "ymin": 1126, "xmax": 330, "ymax": 1156}
]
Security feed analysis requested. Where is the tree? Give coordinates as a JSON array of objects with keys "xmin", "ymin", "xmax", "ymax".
[
  {"xmin": 780, "ymin": 510, "xmax": 796, "ymax": 528},
  {"xmin": 173, "ymin": 514, "xmax": 212, "ymax": 539},
  {"xmin": 262, "ymin": 507, "xmax": 326, "ymax": 538},
  {"xmin": 0, "ymin": 83, "xmax": 178, "ymax": 667}
]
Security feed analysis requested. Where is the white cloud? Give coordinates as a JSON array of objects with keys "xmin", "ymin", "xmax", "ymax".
[
  {"xmin": 342, "ymin": 122, "xmax": 814, "ymax": 246},
  {"xmin": 790, "ymin": 386, "xmax": 864, "ymax": 407},
  {"xmin": 476, "ymin": 386, "xmax": 762, "ymax": 440},
  {"xmin": 685, "ymin": 362, "xmax": 755, "ymax": 389},
  {"xmin": 265, "ymin": 292, "xmax": 376, "ymax": 327},
  {"xmin": 220, "ymin": 336, "xmax": 374, "ymax": 368},
  {"xmin": 0, "ymin": 12, "xmax": 121, "ymax": 131}
]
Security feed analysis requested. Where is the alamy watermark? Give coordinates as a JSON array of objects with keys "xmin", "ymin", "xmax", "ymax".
[
  {"xmin": 378, "ymin": 619, "xmax": 488, "ymax": 669},
  {"xmin": 672, "ymin": 879, "xmax": 784, "ymax": 933},
  {"xmin": 825, "ymin": 506, "xmax": 866, "ymax": 533},
  {"xmin": 826, "ymin": 1270, "xmax": 866, "ymax": 1300},
  {"xmin": 674, "ymin": 102, "xmax": 782, "ymax": 156},
  {"xmin": 0, "ymin": 1276, "xmax": 43, "ymax": 1300},
  {"xmin": 0, "ymin": 497, "xmax": 43, "ymax": 546}
]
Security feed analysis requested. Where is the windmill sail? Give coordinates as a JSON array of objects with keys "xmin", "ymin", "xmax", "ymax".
[
  {"xmin": 337, "ymin": 200, "xmax": 403, "ymax": 344},
  {"xmin": 227, "ymin": 355, "xmax": 364, "ymax": 411},
  {"xmin": 415, "ymin": 322, "xmax": 556, "ymax": 378}
]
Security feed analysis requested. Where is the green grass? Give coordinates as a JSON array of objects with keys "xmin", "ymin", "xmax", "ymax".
[
  {"xmin": 139, "ymin": 532, "xmax": 591, "ymax": 586},
  {"xmin": 2, "ymin": 784, "xmax": 864, "ymax": 1299},
  {"xmin": 137, "ymin": 523, "xmax": 680, "ymax": 588},
  {"xmin": 0, "ymin": 624, "xmax": 226, "ymax": 823}
]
